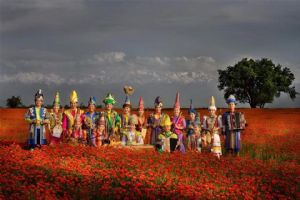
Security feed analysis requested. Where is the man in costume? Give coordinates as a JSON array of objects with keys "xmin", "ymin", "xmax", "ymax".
[
  {"xmin": 147, "ymin": 96, "xmax": 166, "ymax": 145},
  {"xmin": 203, "ymin": 96, "xmax": 222, "ymax": 158},
  {"xmin": 171, "ymin": 92, "xmax": 186, "ymax": 153},
  {"xmin": 62, "ymin": 90, "xmax": 85, "ymax": 144},
  {"xmin": 102, "ymin": 93, "xmax": 121, "ymax": 144},
  {"xmin": 186, "ymin": 99, "xmax": 201, "ymax": 150},
  {"xmin": 48, "ymin": 92, "xmax": 63, "ymax": 145},
  {"xmin": 83, "ymin": 96, "xmax": 99, "ymax": 146},
  {"xmin": 136, "ymin": 97, "xmax": 148, "ymax": 144},
  {"xmin": 120, "ymin": 86, "xmax": 134, "ymax": 145},
  {"xmin": 157, "ymin": 114, "xmax": 178, "ymax": 152},
  {"xmin": 25, "ymin": 89, "xmax": 50, "ymax": 149},
  {"xmin": 222, "ymin": 95, "xmax": 246, "ymax": 156}
]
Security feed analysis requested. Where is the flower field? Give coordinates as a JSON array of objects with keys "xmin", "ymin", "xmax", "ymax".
[{"xmin": 0, "ymin": 108, "xmax": 299, "ymax": 199}]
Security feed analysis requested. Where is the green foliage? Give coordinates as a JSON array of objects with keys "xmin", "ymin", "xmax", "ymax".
[
  {"xmin": 6, "ymin": 96, "xmax": 23, "ymax": 108},
  {"xmin": 218, "ymin": 58, "xmax": 298, "ymax": 108}
]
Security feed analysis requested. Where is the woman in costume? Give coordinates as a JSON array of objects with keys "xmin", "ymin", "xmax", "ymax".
[
  {"xmin": 171, "ymin": 92, "xmax": 186, "ymax": 153},
  {"xmin": 157, "ymin": 115, "xmax": 178, "ymax": 152},
  {"xmin": 222, "ymin": 95, "xmax": 246, "ymax": 156},
  {"xmin": 48, "ymin": 92, "xmax": 63, "ymax": 145},
  {"xmin": 62, "ymin": 90, "xmax": 84, "ymax": 144},
  {"xmin": 203, "ymin": 96, "xmax": 222, "ymax": 158},
  {"xmin": 147, "ymin": 96, "xmax": 166, "ymax": 145},
  {"xmin": 102, "ymin": 93, "xmax": 121, "ymax": 144},
  {"xmin": 185, "ymin": 99, "xmax": 201, "ymax": 150},
  {"xmin": 136, "ymin": 97, "xmax": 148, "ymax": 144},
  {"xmin": 25, "ymin": 89, "xmax": 50, "ymax": 149},
  {"xmin": 83, "ymin": 96, "xmax": 99, "ymax": 146}
]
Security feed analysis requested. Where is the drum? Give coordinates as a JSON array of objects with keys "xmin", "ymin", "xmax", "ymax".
[{"xmin": 52, "ymin": 125, "xmax": 63, "ymax": 138}]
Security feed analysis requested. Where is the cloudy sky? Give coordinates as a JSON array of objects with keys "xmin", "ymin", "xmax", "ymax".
[{"xmin": 1, "ymin": 0, "xmax": 299, "ymax": 108}]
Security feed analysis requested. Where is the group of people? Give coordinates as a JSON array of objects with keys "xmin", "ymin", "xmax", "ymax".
[{"xmin": 25, "ymin": 88, "xmax": 246, "ymax": 158}]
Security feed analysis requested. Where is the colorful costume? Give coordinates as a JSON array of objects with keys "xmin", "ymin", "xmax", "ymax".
[
  {"xmin": 203, "ymin": 96, "xmax": 222, "ymax": 157},
  {"xmin": 120, "ymin": 89, "xmax": 133, "ymax": 145},
  {"xmin": 102, "ymin": 93, "xmax": 121, "ymax": 143},
  {"xmin": 94, "ymin": 115, "xmax": 107, "ymax": 147},
  {"xmin": 24, "ymin": 89, "xmax": 49, "ymax": 148},
  {"xmin": 171, "ymin": 92, "xmax": 186, "ymax": 153},
  {"xmin": 222, "ymin": 95, "xmax": 246, "ymax": 154},
  {"xmin": 83, "ymin": 96, "xmax": 99, "ymax": 146},
  {"xmin": 147, "ymin": 96, "xmax": 166, "ymax": 145},
  {"xmin": 62, "ymin": 90, "xmax": 84, "ymax": 143},
  {"xmin": 158, "ymin": 115, "xmax": 178, "ymax": 152},
  {"xmin": 136, "ymin": 97, "xmax": 147, "ymax": 143},
  {"xmin": 48, "ymin": 92, "xmax": 63, "ymax": 145},
  {"xmin": 186, "ymin": 99, "xmax": 201, "ymax": 150},
  {"xmin": 123, "ymin": 115, "xmax": 144, "ymax": 145}
]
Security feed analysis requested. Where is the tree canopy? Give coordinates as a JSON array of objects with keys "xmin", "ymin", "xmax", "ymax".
[
  {"xmin": 6, "ymin": 96, "xmax": 23, "ymax": 108},
  {"xmin": 218, "ymin": 58, "xmax": 298, "ymax": 108}
]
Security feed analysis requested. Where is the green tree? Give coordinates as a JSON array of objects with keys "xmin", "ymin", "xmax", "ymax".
[
  {"xmin": 6, "ymin": 96, "xmax": 23, "ymax": 108},
  {"xmin": 218, "ymin": 58, "xmax": 298, "ymax": 108}
]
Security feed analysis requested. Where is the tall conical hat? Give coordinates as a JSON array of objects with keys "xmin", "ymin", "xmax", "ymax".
[
  {"xmin": 226, "ymin": 94, "xmax": 236, "ymax": 104},
  {"xmin": 154, "ymin": 96, "xmax": 163, "ymax": 107},
  {"xmin": 35, "ymin": 89, "xmax": 44, "ymax": 101},
  {"xmin": 209, "ymin": 96, "xmax": 217, "ymax": 110},
  {"xmin": 88, "ymin": 96, "xmax": 97, "ymax": 105},
  {"xmin": 53, "ymin": 92, "xmax": 60, "ymax": 106},
  {"xmin": 103, "ymin": 93, "xmax": 116, "ymax": 105},
  {"xmin": 123, "ymin": 95, "xmax": 131, "ymax": 108},
  {"xmin": 138, "ymin": 97, "xmax": 144, "ymax": 110},
  {"xmin": 173, "ymin": 92, "xmax": 180, "ymax": 109},
  {"xmin": 70, "ymin": 90, "xmax": 78, "ymax": 103},
  {"xmin": 188, "ymin": 99, "xmax": 196, "ymax": 114},
  {"xmin": 161, "ymin": 114, "xmax": 172, "ymax": 127}
]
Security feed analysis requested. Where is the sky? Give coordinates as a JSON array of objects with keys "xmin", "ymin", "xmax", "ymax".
[{"xmin": 0, "ymin": 0, "xmax": 300, "ymax": 108}]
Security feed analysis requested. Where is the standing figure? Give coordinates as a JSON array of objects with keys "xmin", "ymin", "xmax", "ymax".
[
  {"xmin": 136, "ymin": 97, "xmax": 148, "ymax": 143},
  {"xmin": 124, "ymin": 115, "xmax": 143, "ymax": 145},
  {"xmin": 48, "ymin": 92, "xmax": 63, "ymax": 145},
  {"xmin": 186, "ymin": 99, "xmax": 201, "ymax": 150},
  {"xmin": 120, "ymin": 86, "xmax": 134, "ymax": 145},
  {"xmin": 62, "ymin": 90, "xmax": 84, "ymax": 143},
  {"xmin": 222, "ymin": 95, "xmax": 246, "ymax": 156},
  {"xmin": 171, "ymin": 92, "xmax": 186, "ymax": 153},
  {"xmin": 25, "ymin": 89, "xmax": 50, "ymax": 149},
  {"xmin": 102, "ymin": 93, "xmax": 121, "ymax": 144},
  {"xmin": 83, "ymin": 96, "xmax": 99, "ymax": 146},
  {"xmin": 192, "ymin": 122, "xmax": 202, "ymax": 152},
  {"xmin": 94, "ymin": 115, "xmax": 107, "ymax": 147},
  {"xmin": 157, "ymin": 115, "xmax": 178, "ymax": 152},
  {"xmin": 147, "ymin": 96, "xmax": 166, "ymax": 145}
]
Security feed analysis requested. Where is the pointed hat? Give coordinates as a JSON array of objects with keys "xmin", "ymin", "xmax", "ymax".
[
  {"xmin": 53, "ymin": 92, "xmax": 60, "ymax": 106},
  {"xmin": 70, "ymin": 90, "xmax": 78, "ymax": 103},
  {"xmin": 188, "ymin": 99, "xmax": 197, "ymax": 114},
  {"xmin": 161, "ymin": 114, "xmax": 172, "ymax": 126},
  {"xmin": 35, "ymin": 89, "xmax": 44, "ymax": 101},
  {"xmin": 173, "ymin": 92, "xmax": 181, "ymax": 109},
  {"xmin": 103, "ymin": 93, "xmax": 116, "ymax": 105},
  {"xmin": 138, "ymin": 97, "xmax": 144, "ymax": 110},
  {"xmin": 209, "ymin": 96, "xmax": 217, "ymax": 110},
  {"xmin": 88, "ymin": 96, "xmax": 97, "ymax": 105}
]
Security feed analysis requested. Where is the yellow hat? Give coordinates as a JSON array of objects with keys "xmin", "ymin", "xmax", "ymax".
[
  {"xmin": 70, "ymin": 90, "xmax": 78, "ymax": 103},
  {"xmin": 209, "ymin": 96, "xmax": 217, "ymax": 110},
  {"xmin": 161, "ymin": 114, "xmax": 172, "ymax": 126}
]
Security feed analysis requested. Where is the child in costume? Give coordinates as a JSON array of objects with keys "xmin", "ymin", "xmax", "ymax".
[
  {"xmin": 203, "ymin": 96, "xmax": 222, "ymax": 158},
  {"xmin": 120, "ymin": 86, "xmax": 134, "ymax": 145},
  {"xmin": 186, "ymin": 99, "xmax": 201, "ymax": 150},
  {"xmin": 48, "ymin": 92, "xmax": 63, "ymax": 145},
  {"xmin": 25, "ymin": 89, "xmax": 50, "ymax": 149},
  {"xmin": 157, "ymin": 115, "xmax": 178, "ymax": 153},
  {"xmin": 193, "ymin": 122, "xmax": 202, "ymax": 152},
  {"xmin": 62, "ymin": 90, "xmax": 84, "ymax": 144},
  {"xmin": 83, "ymin": 96, "xmax": 99, "ymax": 146},
  {"xmin": 147, "ymin": 96, "xmax": 166, "ymax": 145},
  {"xmin": 222, "ymin": 95, "xmax": 246, "ymax": 156},
  {"xmin": 171, "ymin": 92, "xmax": 186, "ymax": 153},
  {"xmin": 123, "ymin": 115, "xmax": 144, "ymax": 145}
]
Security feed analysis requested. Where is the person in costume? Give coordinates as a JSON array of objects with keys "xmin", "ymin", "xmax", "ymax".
[
  {"xmin": 48, "ymin": 92, "xmax": 63, "ymax": 145},
  {"xmin": 62, "ymin": 90, "xmax": 85, "ymax": 143},
  {"xmin": 94, "ymin": 115, "xmax": 107, "ymax": 147},
  {"xmin": 147, "ymin": 96, "xmax": 166, "ymax": 145},
  {"xmin": 25, "ymin": 89, "xmax": 50, "ymax": 149},
  {"xmin": 83, "ymin": 96, "xmax": 99, "ymax": 146},
  {"xmin": 123, "ymin": 115, "xmax": 144, "ymax": 145},
  {"xmin": 185, "ymin": 99, "xmax": 201, "ymax": 150},
  {"xmin": 136, "ymin": 97, "xmax": 148, "ymax": 144},
  {"xmin": 157, "ymin": 115, "xmax": 178, "ymax": 152},
  {"xmin": 192, "ymin": 122, "xmax": 202, "ymax": 152},
  {"xmin": 222, "ymin": 95, "xmax": 246, "ymax": 156},
  {"xmin": 120, "ymin": 86, "xmax": 134, "ymax": 145},
  {"xmin": 171, "ymin": 92, "xmax": 186, "ymax": 153},
  {"xmin": 102, "ymin": 93, "xmax": 121, "ymax": 144},
  {"xmin": 203, "ymin": 96, "xmax": 222, "ymax": 157}
]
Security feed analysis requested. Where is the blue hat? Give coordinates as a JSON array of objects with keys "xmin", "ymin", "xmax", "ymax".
[
  {"xmin": 226, "ymin": 95, "xmax": 236, "ymax": 104},
  {"xmin": 35, "ymin": 89, "xmax": 44, "ymax": 101},
  {"xmin": 88, "ymin": 96, "xmax": 97, "ymax": 105},
  {"xmin": 154, "ymin": 96, "xmax": 163, "ymax": 107},
  {"xmin": 188, "ymin": 99, "xmax": 197, "ymax": 114}
]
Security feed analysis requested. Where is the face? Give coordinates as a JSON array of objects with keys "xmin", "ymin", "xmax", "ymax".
[
  {"xmin": 193, "ymin": 125, "xmax": 200, "ymax": 132},
  {"xmin": 174, "ymin": 107, "xmax": 180, "ymax": 116},
  {"xmin": 138, "ymin": 109, "xmax": 144, "ymax": 116},
  {"xmin": 70, "ymin": 102, "xmax": 77, "ymax": 109},
  {"xmin": 99, "ymin": 124, "xmax": 105, "ymax": 132},
  {"xmin": 164, "ymin": 125, "xmax": 171, "ymax": 132},
  {"xmin": 88, "ymin": 104, "xmax": 96, "ymax": 112},
  {"xmin": 106, "ymin": 103, "xmax": 113, "ymax": 111},
  {"xmin": 209, "ymin": 109, "xmax": 216, "ymax": 116},
  {"xmin": 123, "ymin": 106, "xmax": 130, "ymax": 115},
  {"xmin": 189, "ymin": 112, "xmax": 195, "ymax": 120},
  {"xmin": 229, "ymin": 102, "xmax": 235, "ymax": 112},
  {"xmin": 53, "ymin": 105, "xmax": 60, "ymax": 113},
  {"xmin": 130, "ymin": 124, "xmax": 135, "ymax": 131},
  {"xmin": 155, "ymin": 105, "xmax": 162, "ymax": 113},
  {"xmin": 35, "ymin": 99, "xmax": 42, "ymax": 107}
]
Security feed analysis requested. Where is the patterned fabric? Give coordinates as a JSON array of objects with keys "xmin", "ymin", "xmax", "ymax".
[
  {"xmin": 147, "ymin": 113, "xmax": 165, "ymax": 145},
  {"xmin": 102, "ymin": 110, "xmax": 121, "ymax": 140},
  {"xmin": 84, "ymin": 111, "xmax": 99, "ymax": 146},
  {"xmin": 171, "ymin": 116, "xmax": 186, "ymax": 153},
  {"xmin": 48, "ymin": 111, "xmax": 63, "ymax": 144},
  {"xmin": 62, "ymin": 109, "xmax": 84, "ymax": 140}
]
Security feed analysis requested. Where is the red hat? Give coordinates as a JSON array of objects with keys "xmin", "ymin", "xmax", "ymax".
[
  {"xmin": 173, "ymin": 92, "xmax": 180, "ymax": 109},
  {"xmin": 138, "ymin": 97, "xmax": 144, "ymax": 110}
]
